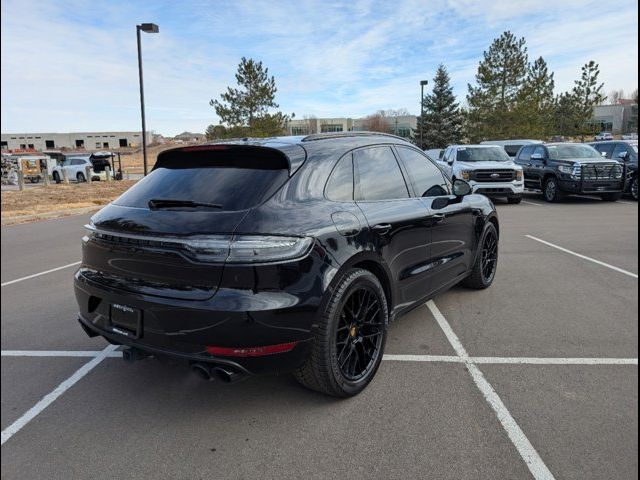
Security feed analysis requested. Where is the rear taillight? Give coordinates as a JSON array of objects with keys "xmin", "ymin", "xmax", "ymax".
[
  {"xmin": 206, "ymin": 341, "xmax": 298, "ymax": 357},
  {"xmin": 85, "ymin": 224, "xmax": 313, "ymax": 264}
]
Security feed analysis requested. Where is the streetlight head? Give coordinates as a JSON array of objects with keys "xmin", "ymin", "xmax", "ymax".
[
  {"xmin": 139, "ymin": 23, "xmax": 159, "ymax": 33},
  {"xmin": 420, "ymin": 80, "xmax": 429, "ymax": 86}
]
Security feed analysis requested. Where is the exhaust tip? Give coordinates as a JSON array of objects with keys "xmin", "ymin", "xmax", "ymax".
[
  {"xmin": 191, "ymin": 363, "xmax": 214, "ymax": 381},
  {"xmin": 212, "ymin": 366, "xmax": 243, "ymax": 384}
]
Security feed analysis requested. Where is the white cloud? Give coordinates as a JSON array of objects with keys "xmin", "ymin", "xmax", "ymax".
[{"xmin": 1, "ymin": 0, "xmax": 637, "ymax": 135}]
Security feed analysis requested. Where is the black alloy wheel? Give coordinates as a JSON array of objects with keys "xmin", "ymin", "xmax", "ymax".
[
  {"xmin": 480, "ymin": 229, "xmax": 498, "ymax": 284},
  {"xmin": 335, "ymin": 286, "xmax": 385, "ymax": 381},
  {"xmin": 293, "ymin": 268, "xmax": 388, "ymax": 397},
  {"xmin": 462, "ymin": 222, "xmax": 499, "ymax": 289}
]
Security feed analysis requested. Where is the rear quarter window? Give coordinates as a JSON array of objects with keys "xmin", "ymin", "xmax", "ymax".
[{"xmin": 325, "ymin": 155, "xmax": 354, "ymax": 201}]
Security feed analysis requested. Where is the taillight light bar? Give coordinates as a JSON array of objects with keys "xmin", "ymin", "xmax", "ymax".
[{"xmin": 206, "ymin": 341, "xmax": 298, "ymax": 357}]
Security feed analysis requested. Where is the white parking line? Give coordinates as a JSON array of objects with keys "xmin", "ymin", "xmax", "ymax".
[
  {"xmin": 525, "ymin": 235, "xmax": 638, "ymax": 279},
  {"xmin": 0, "ymin": 344, "xmax": 118, "ymax": 446},
  {"xmin": 1, "ymin": 350, "xmax": 122, "ymax": 358},
  {"xmin": 383, "ymin": 355, "xmax": 638, "ymax": 365},
  {"xmin": 522, "ymin": 200, "xmax": 544, "ymax": 207},
  {"xmin": 426, "ymin": 300, "xmax": 556, "ymax": 480},
  {"xmin": 1, "ymin": 261, "xmax": 81, "ymax": 287}
]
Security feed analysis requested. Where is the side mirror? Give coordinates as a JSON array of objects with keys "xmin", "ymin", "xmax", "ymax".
[
  {"xmin": 447, "ymin": 158, "xmax": 454, "ymax": 166},
  {"xmin": 618, "ymin": 151, "xmax": 629, "ymax": 161},
  {"xmin": 452, "ymin": 179, "xmax": 472, "ymax": 197}
]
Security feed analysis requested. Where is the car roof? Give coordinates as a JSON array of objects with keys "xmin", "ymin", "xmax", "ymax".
[
  {"xmin": 480, "ymin": 139, "xmax": 543, "ymax": 145},
  {"xmin": 450, "ymin": 144, "xmax": 505, "ymax": 149}
]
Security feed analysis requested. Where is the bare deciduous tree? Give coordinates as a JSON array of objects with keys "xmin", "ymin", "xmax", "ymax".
[{"xmin": 361, "ymin": 110, "xmax": 391, "ymax": 133}]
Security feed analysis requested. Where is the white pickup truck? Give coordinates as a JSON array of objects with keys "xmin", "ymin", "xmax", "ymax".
[
  {"xmin": 437, "ymin": 145, "xmax": 525, "ymax": 204},
  {"xmin": 51, "ymin": 155, "xmax": 109, "ymax": 183}
]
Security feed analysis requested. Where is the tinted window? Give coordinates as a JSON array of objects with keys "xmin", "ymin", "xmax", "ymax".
[
  {"xmin": 114, "ymin": 157, "xmax": 288, "ymax": 212},
  {"xmin": 396, "ymin": 147, "xmax": 448, "ymax": 197},
  {"xmin": 532, "ymin": 146, "xmax": 546, "ymax": 158},
  {"xmin": 593, "ymin": 143, "xmax": 615, "ymax": 158},
  {"xmin": 518, "ymin": 146, "xmax": 534, "ymax": 161},
  {"xmin": 325, "ymin": 155, "xmax": 353, "ymax": 201},
  {"xmin": 354, "ymin": 147, "xmax": 409, "ymax": 201},
  {"xmin": 504, "ymin": 145, "xmax": 523, "ymax": 157},
  {"xmin": 612, "ymin": 143, "xmax": 629, "ymax": 159}
]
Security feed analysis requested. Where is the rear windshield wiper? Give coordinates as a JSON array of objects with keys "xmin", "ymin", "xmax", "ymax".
[{"xmin": 148, "ymin": 199, "xmax": 223, "ymax": 210}]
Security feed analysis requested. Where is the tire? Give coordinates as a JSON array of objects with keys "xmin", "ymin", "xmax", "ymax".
[
  {"xmin": 53, "ymin": 172, "xmax": 61, "ymax": 184},
  {"xmin": 76, "ymin": 172, "xmax": 86, "ymax": 182},
  {"xmin": 507, "ymin": 196, "xmax": 522, "ymax": 204},
  {"xmin": 293, "ymin": 268, "xmax": 388, "ymax": 397},
  {"xmin": 601, "ymin": 192, "xmax": 622, "ymax": 202},
  {"xmin": 631, "ymin": 176, "xmax": 638, "ymax": 201},
  {"xmin": 543, "ymin": 177, "xmax": 565, "ymax": 203},
  {"xmin": 462, "ymin": 222, "xmax": 499, "ymax": 290}
]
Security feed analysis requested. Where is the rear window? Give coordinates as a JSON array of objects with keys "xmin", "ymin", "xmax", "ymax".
[
  {"xmin": 113, "ymin": 147, "xmax": 289, "ymax": 212},
  {"xmin": 503, "ymin": 145, "xmax": 523, "ymax": 157}
]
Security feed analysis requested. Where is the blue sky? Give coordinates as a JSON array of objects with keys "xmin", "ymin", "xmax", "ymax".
[{"xmin": 1, "ymin": 0, "xmax": 638, "ymax": 136}]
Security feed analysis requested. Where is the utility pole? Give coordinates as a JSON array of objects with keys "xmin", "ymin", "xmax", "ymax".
[{"xmin": 420, "ymin": 80, "xmax": 428, "ymax": 149}]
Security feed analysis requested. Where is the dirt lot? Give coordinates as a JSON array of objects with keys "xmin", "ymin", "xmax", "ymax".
[{"xmin": 1, "ymin": 180, "xmax": 137, "ymax": 219}]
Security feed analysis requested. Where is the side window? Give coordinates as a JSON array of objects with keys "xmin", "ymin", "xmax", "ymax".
[
  {"xmin": 595, "ymin": 143, "xmax": 615, "ymax": 158},
  {"xmin": 532, "ymin": 146, "xmax": 546, "ymax": 158},
  {"xmin": 518, "ymin": 146, "xmax": 533, "ymax": 161},
  {"xmin": 354, "ymin": 147, "xmax": 409, "ymax": 201},
  {"xmin": 396, "ymin": 147, "xmax": 449, "ymax": 197},
  {"xmin": 611, "ymin": 143, "xmax": 628, "ymax": 159},
  {"xmin": 325, "ymin": 155, "xmax": 354, "ymax": 201}
]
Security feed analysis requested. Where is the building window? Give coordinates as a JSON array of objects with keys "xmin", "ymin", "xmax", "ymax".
[
  {"xmin": 103, "ymin": 142, "xmax": 109, "ymax": 148},
  {"xmin": 396, "ymin": 127, "xmax": 411, "ymax": 138},
  {"xmin": 19, "ymin": 144, "xmax": 26, "ymax": 149},
  {"xmin": 1, "ymin": 141, "xmax": 8, "ymax": 149},
  {"xmin": 321, "ymin": 124, "xmax": 344, "ymax": 133},
  {"xmin": 28, "ymin": 144, "xmax": 35, "ymax": 149},
  {"xmin": 119, "ymin": 138, "xmax": 128, "ymax": 147},
  {"xmin": 45, "ymin": 140, "xmax": 55, "ymax": 148},
  {"xmin": 75, "ymin": 139, "xmax": 85, "ymax": 148},
  {"xmin": 291, "ymin": 126, "xmax": 309, "ymax": 135},
  {"xmin": 96, "ymin": 142, "xmax": 102, "ymax": 148}
]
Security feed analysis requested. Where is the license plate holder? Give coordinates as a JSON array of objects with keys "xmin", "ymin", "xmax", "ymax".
[{"xmin": 109, "ymin": 304, "xmax": 142, "ymax": 338}]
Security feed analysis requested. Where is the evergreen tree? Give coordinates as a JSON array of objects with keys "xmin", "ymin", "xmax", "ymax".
[
  {"xmin": 466, "ymin": 31, "xmax": 528, "ymax": 141},
  {"xmin": 210, "ymin": 57, "xmax": 289, "ymax": 137},
  {"xmin": 572, "ymin": 60, "xmax": 605, "ymax": 137},
  {"xmin": 414, "ymin": 64, "xmax": 464, "ymax": 149},
  {"xmin": 516, "ymin": 56, "xmax": 555, "ymax": 138}
]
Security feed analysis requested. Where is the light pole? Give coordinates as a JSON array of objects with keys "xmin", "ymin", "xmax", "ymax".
[
  {"xmin": 420, "ymin": 80, "xmax": 428, "ymax": 149},
  {"xmin": 136, "ymin": 23, "xmax": 159, "ymax": 176}
]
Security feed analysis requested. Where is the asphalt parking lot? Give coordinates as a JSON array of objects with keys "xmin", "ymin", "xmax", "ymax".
[{"xmin": 1, "ymin": 193, "xmax": 637, "ymax": 480}]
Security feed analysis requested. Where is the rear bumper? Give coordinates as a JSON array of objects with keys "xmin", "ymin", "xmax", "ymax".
[{"xmin": 74, "ymin": 269, "xmax": 316, "ymax": 375}]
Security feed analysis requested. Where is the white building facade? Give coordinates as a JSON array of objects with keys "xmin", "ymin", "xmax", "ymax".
[{"xmin": 1, "ymin": 131, "xmax": 154, "ymax": 151}]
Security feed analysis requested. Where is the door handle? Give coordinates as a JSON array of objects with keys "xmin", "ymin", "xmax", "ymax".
[
  {"xmin": 372, "ymin": 223, "xmax": 392, "ymax": 235},
  {"xmin": 431, "ymin": 213, "xmax": 446, "ymax": 224}
]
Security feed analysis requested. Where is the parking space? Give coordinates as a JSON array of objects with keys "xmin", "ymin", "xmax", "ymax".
[{"xmin": 1, "ymin": 197, "xmax": 638, "ymax": 479}]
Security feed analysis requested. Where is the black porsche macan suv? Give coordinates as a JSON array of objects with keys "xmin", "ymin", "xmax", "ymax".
[{"xmin": 75, "ymin": 133, "xmax": 499, "ymax": 397}]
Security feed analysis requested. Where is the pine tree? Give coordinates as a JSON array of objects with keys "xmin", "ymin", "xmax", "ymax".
[
  {"xmin": 516, "ymin": 56, "xmax": 555, "ymax": 139},
  {"xmin": 414, "ymin": 64, "xmax": 464, "ymax": 149},
  {"xmin": 466, "ymin": 31, "xmax": 528, "ymax": 141},
  {"xmin": 572, "ymin": 60, "xmax": 605, "ymax": 137},
  {"xmin": 210, "ymin": 57, "xmax": 288, "ymax": 137}
]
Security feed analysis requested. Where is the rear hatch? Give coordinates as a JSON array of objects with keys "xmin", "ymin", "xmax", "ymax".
[{"xmin": 82, "ymin": 145, "xmax": 291, "ymax": 300}]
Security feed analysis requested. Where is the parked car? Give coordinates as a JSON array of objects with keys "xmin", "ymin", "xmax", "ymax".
[
  {"xmin": 480, "ymin": 139, "xmax": 543, "ymax": 158},
  {"xmin": 437, "ymin": 145, "xmax": 524, "ymax": 204},
  {"xmin": 514, "ymin": 143, "xmax": 625, "ymax": 202},
  {"xmin": 51, "ymin": 155, "xmax": 108, "ymax": 183},
  {"xmin": 75, "ymin": 133, "xmax": 500, "ymax": 397},
  {"xmin": 590, "ymin": 140, "xmax": 638, "ymax": 200},
  {"xmin": 594, "ymin": 132, "xmax": 614, "ymax": 141},
  {"xmin": 622, "ymin": 133, "xmax": 638, "ymax": 141}
]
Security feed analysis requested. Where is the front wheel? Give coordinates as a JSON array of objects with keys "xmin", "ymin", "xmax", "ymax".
[
  {"xmin": 543, "ymin": 177, "xmax": 564, "ymax": 203},
  {"xmin": 601, "ymin": 192, "xmax": 622, "ymax": 202},
  {"xmin": 76, "ymin": 172, "xmax": 86, "ymax": 182},
  {"xmin": 293, "ymin": 268, "xmax": 388, "ymax": 397},
  {"xmin": 631, "ymin": 176, "xmax": 638, "ymax": 201},
  {"xmin": 462, "ymin": 222, "xmax": 499, "ymax": 289},
  {"xmin": 52, "ymin": 172, "xmax": 61, "ymax": 184}
]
